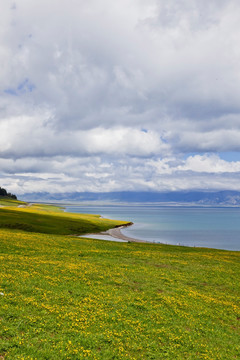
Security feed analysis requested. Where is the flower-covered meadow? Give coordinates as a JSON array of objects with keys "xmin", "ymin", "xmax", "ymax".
[{"xmin": 0, "ymin": 202, "xmax": 239, "ymax": 359}]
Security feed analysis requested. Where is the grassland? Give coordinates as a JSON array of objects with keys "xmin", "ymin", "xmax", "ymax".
[
  {"xmin": 0, "ymin": 199, "xmax": 239, "ymax": 359},
  {"xmin": 0, "ymin": 199, "xmax": 127, "ymax": 236}
]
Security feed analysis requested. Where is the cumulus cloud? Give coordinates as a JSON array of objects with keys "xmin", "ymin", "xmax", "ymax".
[
  {"xmin": 179, "ymin": 155, "xmax": 240, "ymax": 173},
  {"xmin": 1, "ymin": 0, "xmax": 240, "ymax": 194},
  {"xmin": 0, "ymin": 113, "xmax": 168, "ymax": 157},
  {"xmin": 1, "ymin": 154, "xmax": 240, "ymax": 195}
]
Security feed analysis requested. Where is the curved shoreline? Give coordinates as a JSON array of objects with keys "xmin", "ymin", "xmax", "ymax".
[
  {"xmin": 80, "ymin": 223, "xmax": 148, "ymax": 243},
  {"xmin": 103, "ymin": 226, "xmax": 147, "ymax": 243}
]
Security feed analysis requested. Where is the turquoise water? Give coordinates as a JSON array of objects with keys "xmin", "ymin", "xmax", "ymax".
[{"xmin": 65, "ymin": 205, "xmax": 240, "ymax": 251}]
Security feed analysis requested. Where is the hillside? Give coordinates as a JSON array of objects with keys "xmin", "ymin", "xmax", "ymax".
[
  {"xmin": 0, "ymin": 199, "xmax": 239, "ymax": 359},
  {"xmin": 0, "ymin": 186, "xmax": 17, "ymax": 200},
  {"xmin": 0, "ymin": 200, "xmax": 128, "ymax": 236}
]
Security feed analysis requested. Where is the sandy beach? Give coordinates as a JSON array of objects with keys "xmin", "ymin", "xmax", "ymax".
[
  {"xmin": 104, "ymin": 226, "xmax": 146, "ymax": 243},
  {"xmin": 79, "ymin": 224, "xmax": 147, "ymax": 243}
]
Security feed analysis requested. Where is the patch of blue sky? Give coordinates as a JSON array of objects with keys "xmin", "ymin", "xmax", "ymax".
[
  {"xmin": 183, "ymin": 152, "xmax": 201, "ymax": 160},
  {"xmin": 4, "ymin": 78, "xmax": 35, "ymax": 96},
  {"xmin": 160, "ymin": 136, "xmax": 168, "ymax": 144},
  {"xmin": 219, "ymin": 152, "xmax": 240, "ymax": 162},
  {"xmin": 17, "ymin": 78, "xmax": 35, "ymax": 92},
  {"xmin": 183, "ymin": 152, "xmax": 240, "ymax": 162},
  {"xmin": 4, "ymin": 88, "xmax": 17, "ymax": 96}
]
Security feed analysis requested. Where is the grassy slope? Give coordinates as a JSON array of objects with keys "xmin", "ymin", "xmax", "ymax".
[
  {"xmin": 0, "ymin": 198, "xmax": 27, "ymax": 207},
  {"xmin": 0, "ymin": 201, "xmax": 239, "ymax": 359},
  {"xmin": 0, "ymin": 201, "xmax": 128, "ymax": 236}
]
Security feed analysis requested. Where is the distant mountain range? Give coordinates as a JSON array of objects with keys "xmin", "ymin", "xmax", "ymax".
[{"xmin": 21, "ymin": 191, "xmax": 240, "ymax": 206}]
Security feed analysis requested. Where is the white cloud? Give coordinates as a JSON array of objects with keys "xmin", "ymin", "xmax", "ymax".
[
  {"xmin": 2, "ymin": 154, "xmax": 240, "ymax": 196},
  {"xmin": 1, "ymin": 0, "xmax": 240, "ymax": 194},
  {"xmin": 179, "ymin": 154, "xmax": 240, "ymax": 173},
  {"xmin": 0, "ymin": 113, "xmax": 168, "ymax": 157}
]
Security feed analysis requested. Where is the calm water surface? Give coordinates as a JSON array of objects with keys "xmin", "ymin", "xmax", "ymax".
[{"xmin": 65, "ymin": 205, "xmax": 240, "ymax": 251}]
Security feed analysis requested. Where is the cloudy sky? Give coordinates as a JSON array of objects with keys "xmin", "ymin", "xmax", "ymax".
[{"xmin": 1, "ymin": 0, "xmax": 240, "ymax": 196}]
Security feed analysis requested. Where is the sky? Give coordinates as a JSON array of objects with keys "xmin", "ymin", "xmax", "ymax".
[{"xmin": 1, "ymin": 0, "xmax": 240, "ymax": 196}]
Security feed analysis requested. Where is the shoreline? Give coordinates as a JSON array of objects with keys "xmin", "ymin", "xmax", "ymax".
[
  {"xmin": 68, "ymin": 206, "xmax": 240, "ymax": 251},
  {"xmin": 80, "ymin": 223, "xmax": 149, "ymax": 244},
  {"xmin": 103, "ymin": 225, "xmax": 147, "ymax": 243}
]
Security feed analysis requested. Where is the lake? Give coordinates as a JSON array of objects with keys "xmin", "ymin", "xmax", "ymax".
[{"xmin": 65, "ymin": 204, "xmax": 240, "ymax": 251}]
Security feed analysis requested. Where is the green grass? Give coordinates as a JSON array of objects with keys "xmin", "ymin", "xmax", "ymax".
[
  {"xmin": 0, "ymin": 201, "xmax": 127, "ymax": 236},
  {"xmin": 0, "ymin": 201, "xmax": 239, "ymax": 359},
  {"xmin": 0, "ymin": 198, "xmax": 27, "ymax": 207}
]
